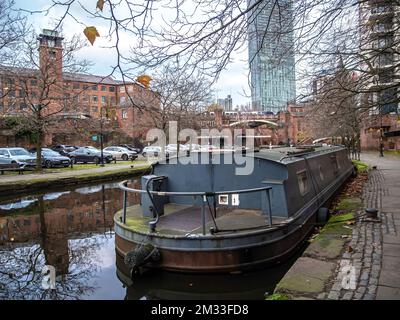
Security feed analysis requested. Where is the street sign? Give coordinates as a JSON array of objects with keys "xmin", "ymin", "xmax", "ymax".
[{"xmin": 92, "ymin": 135, "xmax": 98, "ymax": 141}]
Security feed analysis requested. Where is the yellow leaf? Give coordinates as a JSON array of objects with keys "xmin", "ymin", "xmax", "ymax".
[
  {"xmin": 137, "ymin": 75, "xmax": 152, "ymax": 88},
  {"xmin": 96, "ymin": 0, "xmax": 105, "ymax": 11},
  {"xmin": 83, "ymin": 26, "xmax": 100, "ymax": 45}
]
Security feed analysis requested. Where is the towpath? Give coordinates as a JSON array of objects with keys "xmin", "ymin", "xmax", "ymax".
[
  {"xmin": 0, "ymin": 162, "xmax": 149, "ymax": 185},
  {"xmin": 359, "ymin": 152, "xmax": 400, "ymax": 299},
  {"xmin": 272, "ymin": 151, "xmax": 399, "ymax": 300}
]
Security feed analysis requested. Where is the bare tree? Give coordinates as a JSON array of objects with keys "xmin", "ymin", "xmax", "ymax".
[
  {"xmin": 0, "ymin": 0, "xmax": 28, "ymax": 68},
  {"xmin": 0, "ymin": 31, "xmax": 90, "ymax": 171},
  {"xmin": 13, "ymin": 0, "xmax": 400, "ymax": 126},
  {"xmin": 141, "ymin": 64, "xmax": 213, "ymax": 148}
]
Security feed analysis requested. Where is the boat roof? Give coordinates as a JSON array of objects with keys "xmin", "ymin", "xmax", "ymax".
[
  {"xmin": 254, "ymin": 145, "xmax": 345, "ymax": 163},
  {"xmin": 155, "ymin": 145, "xmax": 346, "ymax": 166}
]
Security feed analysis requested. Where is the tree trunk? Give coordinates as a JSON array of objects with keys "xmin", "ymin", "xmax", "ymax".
[{"xmin": 35, "ymin": 130, "xmax": 43, "ymax": 172}]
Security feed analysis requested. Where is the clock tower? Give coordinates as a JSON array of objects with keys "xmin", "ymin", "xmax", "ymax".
[{"xmin": 38, "ymin": 29, "xmax": 64, "ymax": 81}]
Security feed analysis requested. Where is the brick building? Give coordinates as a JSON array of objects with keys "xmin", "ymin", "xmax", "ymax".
[{"xmin": 0, "ymin": 29, "xmax": 159, "ymax": 147}]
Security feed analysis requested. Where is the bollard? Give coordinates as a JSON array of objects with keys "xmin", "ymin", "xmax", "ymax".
[{"xmin": 365, "ymin": 208, "xmax": 378, "ymax": 220}]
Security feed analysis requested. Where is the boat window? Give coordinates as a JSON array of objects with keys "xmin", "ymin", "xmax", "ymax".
[
  {"xmin": 297, "ymin": 170, "xmax": 309, "ymax": 196},
  {"xmin": 319, "ymin": 165, "xmax": 324, "ymax": 181}
]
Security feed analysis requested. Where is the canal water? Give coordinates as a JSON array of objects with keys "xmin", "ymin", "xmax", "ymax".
[{"xmin": 0, "ymin": 179, "xmax": 303, "ymax": 300}]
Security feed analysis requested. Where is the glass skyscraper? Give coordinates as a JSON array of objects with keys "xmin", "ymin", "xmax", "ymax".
[{"xmin": 248, "ymin": 0, "xmax": 296, "ymax": 113}]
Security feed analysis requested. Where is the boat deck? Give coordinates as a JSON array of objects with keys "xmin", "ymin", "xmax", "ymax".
[{"xmin": 116, "ymin": 203, "xmax": 288, "ymax": 236}]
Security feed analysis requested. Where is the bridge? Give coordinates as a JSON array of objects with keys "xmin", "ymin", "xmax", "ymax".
[{"xmin": 228, "ymin": 119, "xmax": 279, "ymax": 128}]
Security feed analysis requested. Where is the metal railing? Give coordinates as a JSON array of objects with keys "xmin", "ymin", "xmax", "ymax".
[{"xmin": 119, "ymin": 179, "xmax": 273, "ymax": 235}]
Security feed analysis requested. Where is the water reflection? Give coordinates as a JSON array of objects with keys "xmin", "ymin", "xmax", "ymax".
[
  {"xmin": 0, "ymin": 179, "xmax": 299, "ymax": 300},
  {"xmin": 115, "ymin": 252, "xmax": 302, "ymax": 300},
  {"xmin": 0, "ymin": 181, "xmax": 138, "ymax": 300}
]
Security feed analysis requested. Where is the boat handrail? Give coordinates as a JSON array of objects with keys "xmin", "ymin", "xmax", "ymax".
[
  {"xmin": 119, "ymin": 180, "xmax": 273, "ymax": 235},
  {"xmin": 119, "ymin": 180, "xmax": 271, "ymax": 197}
]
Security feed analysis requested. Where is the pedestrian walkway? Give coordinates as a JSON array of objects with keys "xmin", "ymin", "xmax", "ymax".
[{"xmin": 360, "ymin": 152, "xmax": 400, "ymax": 299}]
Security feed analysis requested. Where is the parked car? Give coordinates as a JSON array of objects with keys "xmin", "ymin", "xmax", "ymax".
[
  {"xmin": 199, "ymin": 144, "xmax": 218, "ymax": 152},
  {"xmin": 118, "ymin": 144, "xmax": 142, "ymax": 154},
  {"xmin": 31, "ymin": 148, "xmax": 71, "ymax": 168},
  {"xmin": 103, "ymin": 146, "xmax": 138, "ymax": 161},
  {"xmin": 0, "ymin": 154, "xmax": 13, "ymax": 165},
  {"xmin": 51, "ymin": 144, "xmax": 78, "ymax": 156},
  {"xmin": 0, "ymin": 148, "xmax": 37, "ymax": 167},
  {"xmin": 185, "ymin": 143, "xmax": 201, "ymax": 151},
  {"xmin": 142, "ymin": 146, "xmax": 162, "ymax": 157},
  {"xmin": 68, "ymin": 147, "xmax": 114, "ymax": 164}
]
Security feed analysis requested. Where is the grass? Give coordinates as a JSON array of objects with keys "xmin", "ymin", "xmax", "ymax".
[
  {"xmin": 384, "ymin": 150, "xmax": 400, "ymax": 156},
  {"xmin": 0, "ymin": 160, "xmax": 149, "ymax": 176}
]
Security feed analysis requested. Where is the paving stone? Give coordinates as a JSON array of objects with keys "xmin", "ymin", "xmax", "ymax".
[
  {"xmin": 360, "ymin": 272, "xmax": 369, "ymax": 281},
  {"xmin": 342, "ymin": 291, "xmax": 353, "ymax": 300},
  {"xmin": 363, "ymin": 293, "xmax": 375, "ymax": 300},
  {"xmin": 275, "ymin": 257, "xmax": 335, "ymax": 294},
  {"xmin": 382, "ymin": 243, "xmax": 400, "ymax": 257},
  {"xmin": 378, "ymin": 256, "xmax": 400, "ymax": 288},
  {"xmin": 383, "ymin": 235, "xmax": 400, "ymax": 244},
  {"xmin": 317, "ymin": 293, "xmax": 327, "ymax": 300},
  {"xmin": 376, "ymin": 286, "xmax": 400, "ymax": 300},
  {"xmin": 331, "ymin": 282, "xmax": 342, "ymax": 292},
  {"xmin": 327, "ymin": 291, "xmax": 340, "ymax": 300},
  {"xmin": 368, "ymin": 285, "xmax": 377, "ymax": 293},
  {"xmin": 354, "ymin": 292, "xmax": 363, "ymax": 300},
  {"xmin": 359, "ymin": 280, "xmax": 368, "ymax": 287}
]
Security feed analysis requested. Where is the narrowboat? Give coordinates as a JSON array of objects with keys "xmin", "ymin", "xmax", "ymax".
[{"xmin": 114, "ymin": 145, "xmax": 354, "ymax": 274}]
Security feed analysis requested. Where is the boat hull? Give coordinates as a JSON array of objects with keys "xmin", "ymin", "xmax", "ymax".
[{"xmin": 115, "ymin": 212, "xmax": 316, "ymax": 273}]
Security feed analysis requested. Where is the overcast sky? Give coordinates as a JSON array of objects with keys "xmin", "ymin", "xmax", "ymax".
[{"xmin": 14, "ymin": 0, "xmax": 251, "ymax": 108}]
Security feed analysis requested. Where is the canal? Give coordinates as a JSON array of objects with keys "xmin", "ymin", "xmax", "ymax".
[{"xmin": 0, "ymin": 178, "xmax": 303, "ymax": 300}]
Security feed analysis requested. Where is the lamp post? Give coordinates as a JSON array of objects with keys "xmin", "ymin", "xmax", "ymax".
[
  {"xmin": 99, "ymin": 104, "xmax": 105, "ymax": 166},
  {"xmin": 379, "ymin": 106, "xmax": 384, "ymax": 157}
]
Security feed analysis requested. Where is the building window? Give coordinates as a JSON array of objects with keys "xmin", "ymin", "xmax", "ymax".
[
  {"xmin": 128, "ymin": 85, "xmax": 134, "ymax": 93},
  {"xmin": 92, "ymin": 106, "xmax": 98, "ymax": 114},
  {"xmin": 120, "ymin": 86, "xmax": 125, "ymax": 93},
  {"xmin": 83, "ymin": 84, "xmax": 88, "ymax": 90},
  {"xmin": 122, "ymin": 110, "xmax": 128, "ymax": 119},
  {"xmin": 101, "ymin": 96, "xmax": 107, "ymax": 105},
  {"xmin": 297, "ymin": 170, "xmax": 309, "ymax": 196},
  {"xmin": 49, "ymin": 50, "xmax": 56, "ymax": 60},
  {"xmin": 73, "ymin": 83, "xmax": 80, "ymax": 89},
  {"xmin": 109, "ymin": 86, "xmax": 115, "ymax": 92},
  {"xmin": 101, "ymin": 86, "xmax": 107, "ymax": 91},
  {"xmin": 91, "ymin": 96, "xmax": 98, "ymax": 103},
  {"xmin": 31, "ymin": 79, "xmax": 37, "ymax": 86},
  {"xmin": 92, "ymin": 85, "xmax": 98, "ymax": 91},
  {"xmin": 120, "ymin": 96, "xmax": 126, "ymax": 104}
]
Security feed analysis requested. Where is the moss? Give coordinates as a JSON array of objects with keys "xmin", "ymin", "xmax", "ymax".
[
  {"xmin": 125, "ymin": 217, "xmax": 151, "ymax": 233},
  {"xmin": 266, "ymin": 293, "xmax": 292, "ymax": 300},
  {"xmin": 352, "ymin": 160, "xmax": 369, "ymax": 172},
  {"xmin": 334, "ymin": 198, "xmax": 363, "ymax": 212},
  {"xmin": 328, "ymin": 213, "xmax": 354, "ymax": 223},
  {"xmin": 384, "ymin": 150, "xmax": 400, "ymax": 156},
  {"xmin": 317, "ymin": 213, "xmax": 354, "ymax": 236}
]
